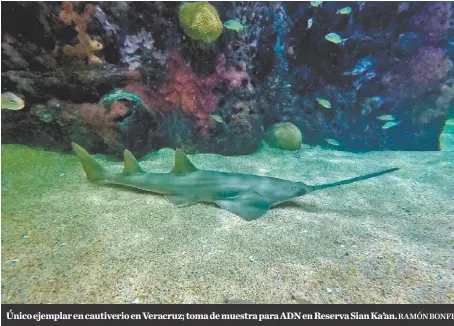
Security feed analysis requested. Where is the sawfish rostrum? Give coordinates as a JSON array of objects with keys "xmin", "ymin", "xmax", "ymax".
[{"xmin": 71, "ymin": 143, "xmax": 399, "ymax": 221}]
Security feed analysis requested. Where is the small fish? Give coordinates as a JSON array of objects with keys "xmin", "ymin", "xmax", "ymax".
[
  {"xmin": 316, "ymin": 97, "xmax": 331, "ymax": 109},
  {"xmin": 325, "ymin": 32, "xmax": 346, "ymax": 45},
  {"xmin": 209, "ymin": 114, "xmax": 223, "ymax": 123},
  {"xmin": 326, "ymin": 139, "xmax": 340, "ymax": 146},
  {"xmin": 336, "ymin": 7, "xmax": 352, "ymax": 15},
  {"xmin": 291, "ymin": 294, "xmax": 313, "ymax": 304},
  {"xmin": 307, "ymin": 18, "xmax": 313, "ymax": 29},
  {"xmin": 223, "ymin": 20, "xmax": 244, "ymax": 31},
  {"xmin": 310, "ymin": 1, "xmax": 323, "ymax": 7},
  {"xmin": 377, "ymin": 115, "xmax": 395, "ymax": 121},
  {"xmin": 1, "ymin": 92, "xmax": 24, "ymax": 110},
  {"xmin": 382, "ymin": 121, "xmax": 401, "ymax": 130}
]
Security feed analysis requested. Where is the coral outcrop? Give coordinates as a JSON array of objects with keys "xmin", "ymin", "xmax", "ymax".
[
  {"xmin": 121, "ymin": 52, "xmax": 249, "ymax": 133},
  {"xmin": 178, "ymin": 1, "xmax": 223, "ymax": 42},
  {"xmin": 59, "ymin": 2, "xmax": 104, "ymax": 65}
]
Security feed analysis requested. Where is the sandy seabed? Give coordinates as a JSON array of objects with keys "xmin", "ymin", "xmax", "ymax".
[{"xmin": 1, "ymin": 143, "xmax": 453, "ymax": 303}]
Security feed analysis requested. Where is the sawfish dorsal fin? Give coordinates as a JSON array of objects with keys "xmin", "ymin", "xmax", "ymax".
[
  {"xmin": 122, "ymin": 149, "xmax": 144, "ymax": 174},
  {"xmin": 172, "ymin": 149, "xmax": 197, "ymax": 173}
]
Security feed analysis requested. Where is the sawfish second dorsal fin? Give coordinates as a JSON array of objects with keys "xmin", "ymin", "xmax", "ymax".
[
  {"xmin": 172, "ymin": 149, "xmax": 197, "ymax": 173},
  {"xmin": 123, "ymin": 149, "xmax": 145, "ymax": 174}
]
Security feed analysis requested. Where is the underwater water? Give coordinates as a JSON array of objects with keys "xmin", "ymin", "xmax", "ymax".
[{"xmin": 1, "ymin": 1, "xmax": 453, "ymax": 304}]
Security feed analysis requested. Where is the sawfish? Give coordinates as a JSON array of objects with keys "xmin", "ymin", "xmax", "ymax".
[{"xmin": 71, "ymin": 143, "xmax": 399, "ymax": 221}]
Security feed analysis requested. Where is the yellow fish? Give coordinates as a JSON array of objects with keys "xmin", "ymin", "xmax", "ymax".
[
  {"xmin": 311, "ymin": 1, "xmax": 323, "ymax": 7},
  {"xmin": 325, "ymin": 32, "xmax": 345, "ymax": 45},
  {"xmin": 1, "ymin": 92, "xmax": 24, "ymax": 110},
  {"xmin": 223, "ymin": 20, "xmax": 244, "ymax": 31},
  {"xmin": 382, "ymin": 121, "xmax": 401, "ymax": 130},
  {"xmin": 377, "ymin": 114, "xmax": 395, "ymax": 121},
  {"xmin": 326, "ymin": 138, "xmax": 340, "ymax": 146},
  {"xmin": 336, "ymin": 7, "xmax": 352, "ymax": 15},
  {"xmin": 209, "ymin": 114, "xmax": 224, "ymax": 123},
  {"xmin": 307, "ymin": 18, "xmax": 313, "ymax": 29},
  {"xmin": 316, "ymin": 97, "xmax": 331, "ymax": 109}
]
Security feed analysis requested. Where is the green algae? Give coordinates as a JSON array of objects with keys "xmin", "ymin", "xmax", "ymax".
[{"xmin": 99, "ymin": 89, "xmax": 148, "ymax": 109}]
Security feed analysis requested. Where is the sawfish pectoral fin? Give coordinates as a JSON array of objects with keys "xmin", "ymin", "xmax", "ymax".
[
  {"xmin": 215, "ymin": 192, "xmax": 272, "ymax": 221},
  {"xmin": 164, "ymin": 194, "xmax": 200, "ymax": 207}
]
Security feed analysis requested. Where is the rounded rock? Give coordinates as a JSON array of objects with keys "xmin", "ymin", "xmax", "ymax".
[{"xmin": 265, "ymin": 122, "xmax": 303, "ymax": 151}]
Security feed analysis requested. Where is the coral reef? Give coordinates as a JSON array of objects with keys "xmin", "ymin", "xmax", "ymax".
[
  {"xmin": 121, "ymin": 52, "xmax": 249, "ymax": 134},
  {"xmin": 381, "ymin": 47, "xmax": 453, "ymax": 103},
  {"xmin": 25, "ymin": 99, "xmax": 130, "ymax": 152},
  {"xmin": 122, "ymin": 52, "xmax": 218, "ymax": 133},
  {"xmin": 121, "ymin": 28, "xmax": 167, "ymax": 70},
  {"xmin": 411, "ymin": 2, "xmax": 453, "ymax": 45},
  {"xmin": 418, "ymin": 81, "xmax": 454, "ymax": 125},
  {"xmin": 1, "ymin": 66, "xmax": 141, "ymax": 104},
  {"xmin": 178, "ymin": 2, "xmax": 223, "ymax": 42},
  {"xmin": 220, "ymin": 2, "xmax": 278, "ymax": 84},
  {"xmin": 2, "ymin": 96, "xmax": 170, "ymax": 158},
  {"xmin": 208, "ymin": 96, "xmax": 264, "ymax": 155},
  {"xmin": 1, "ymin": 1, "xmax": 454, "ymax": 155},
  {"xmin": 215, "ymin": 54, "xmax": 250, "ymax": 89},
  {"xmin": 436, "ymin": 83, "xmax": 454, "ymax": 117},
  {"xmin": 59, "ymin": 2, "xmax": 104, "ymax": 65}
]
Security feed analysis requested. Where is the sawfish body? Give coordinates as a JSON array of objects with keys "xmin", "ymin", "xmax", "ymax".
[{"xmin": 72, "ymin": 143, "xmax": 399, "ymax": 220}]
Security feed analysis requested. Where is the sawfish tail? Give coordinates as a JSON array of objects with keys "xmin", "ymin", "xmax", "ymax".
[
  {"xmin": 310, "ymin": 167, "xmax": 399, "ymax": 191},
  {"xmin": 71, "ymin": 142, "xmax": 107, "ymax": 182}
]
